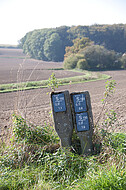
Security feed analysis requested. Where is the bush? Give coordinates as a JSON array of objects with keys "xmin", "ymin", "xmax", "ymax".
[
  {"xmin": 64, "ymin": 45, "xmax": 122, "ymax": 71},
  {"xmin": 77, "ymin": 59, "xmax": 89, "ymax": 70},
  {"xmin": 12, "ymin": 114, "xmax": 59, "ymax": 145},
  {"xmin": 81, "ymin": 45, "xmax": 121, "ymax": 70},
  {"xmin": 120, "ymin": 53, "xmax": 126, "ymax": 69},
  {"xmin": 75, "ymin": 53, "xmax": 85, "ymax": 59},
  {"xmin": 64, "ymin": 54, "xmax": 78, "ymax": 69}
]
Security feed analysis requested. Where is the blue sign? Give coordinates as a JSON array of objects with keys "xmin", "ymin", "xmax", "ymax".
[
  {"xmin": 76, "ymin": 112, "xmax": 89, "ymax": 131},
  {"xmin": 52, "ymin": 93, "xmax": 66, "ymax": 112},
  {"xmin": 73, "ymin": 94, "xmax": 87, "ymax": 113}
]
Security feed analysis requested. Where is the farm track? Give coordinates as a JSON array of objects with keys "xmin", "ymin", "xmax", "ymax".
[{"xmin": 0, "ymin": 48, "xmax": 126, "ymax": 142}]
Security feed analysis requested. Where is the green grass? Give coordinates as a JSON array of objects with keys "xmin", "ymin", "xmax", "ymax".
[
  {"xmin": 0, "ymin": 114, "xmax": 125, "ymax": 190},
  {"xmin": 0, "ymin": 70, "xmax": 110, "ymax": 93},
  {"xmin": 72, "ymin": 165, "xmax": 126, "ymax": 190}
]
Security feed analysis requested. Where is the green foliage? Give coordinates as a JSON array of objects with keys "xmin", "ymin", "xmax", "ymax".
[
  {"xmin": 77, "ymin": 59, "xmax": 89, "ymax": 70},
  {"xmin": 81, "ymin": 45, "xmax": 121, "ymax": 70},
  {"xmin": 44, "ymin": 33, "xmax": 63, "ymax": 61},
  {"xmin": 64, "ymin": 55, "xmax": 78, "ymax": 69},
  {"xmin": 96, "ymin": 80, "xmax": 116, "ymax": 126},
  {"xmin": 20, "ymin": 26, "xmax": 72, "ymax": 62},
  {"xmin": 64, "ymin": 37, "xmax": 93, "ymax": 58},
  {"xmin": 20, "ymin": 24, "xmax": 126, "ymax": 62},
  {"xmin": 39, "ymin": 149, "xmax": 87, "ymax": 186},
  {"xmin": 120, "ymin": 53, "xmax": 126, "ymax": 69},
  {"xmin": 110, "ymin": 133, "xmax": 126, "ymax": 153},
  {"xmin": 47, "ymin": 72, "xmax": 60, "ymax": 92},
  {"xmin": 103, "ymin": 80, "xmax": 116, "ymax": 100},
  {"xmin": 103, "ymin": 109, "xmax": 118, "ymax": 129},
  {"xmin": 74, "ymin": 165, "xmax": 126, "ymax": 190},
  {"xmin": 0, "ymin": 71, "xmax": 110, "ymax": 93},
  {"xmin": 64, "ymin": 44, "xmax": 122, "ymax": 71},
  {"xmin": 12, "ymin": 114, "xmax": 58, "ymax": 145},
  {"xmin": 100, "ymin": 123, "xmax": 125, "ymax": 153},
  {"xmin": 68, "ymin": 24, "xmax": 126, "ymax": 54},
  {"xmin": 0, "ymin": 128, "xmax": 125, "ymax": 189}
]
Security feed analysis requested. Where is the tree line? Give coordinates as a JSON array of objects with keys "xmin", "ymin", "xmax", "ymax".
[
  {"xmin": 19, "ymin": 24, "xmax": 126, "ymax": 69},
  {"xmin": 19, "ymin": 26, "xmax": 72, "ymax": 61}
]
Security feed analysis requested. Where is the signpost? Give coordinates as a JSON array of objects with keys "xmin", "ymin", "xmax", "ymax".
[
  {"xmin": 73, "ymin": 93, "xmax": 87, "ymax": 113},
  {"xmin": 75, "ymin": 112, "xmax": 90, "ymax": 132},
  {"xmin": 51, "ymin": 90, "xmax": 94, "ymax": 155},
  {"xmin": 71, "ymin": 91, "xmax": 94, "ymax": 154},
  {"xmin": 51, "ymin": 91, "xmax": 73, "ymax": 147},
  {"xmin": 52, "ymin": 93, "xmax": 66, "ymax": 113}
]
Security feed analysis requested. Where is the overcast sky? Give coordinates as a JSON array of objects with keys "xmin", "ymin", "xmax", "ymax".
[{"xmin": 0, "ymin": 0, "xmax": 126, "ymax": 45}]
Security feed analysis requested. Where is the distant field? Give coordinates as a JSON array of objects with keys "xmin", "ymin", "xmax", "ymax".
[
  {"xmin": 0, "ymin": 48, "xmax": 86, "ymax": 84},
  {"xmin": 0, "ymin": 48, "xmax": 126, "ymax": 142},
  {"xmin": 0, "ymin": 44, "xmax": 18, "ymax": 48}
]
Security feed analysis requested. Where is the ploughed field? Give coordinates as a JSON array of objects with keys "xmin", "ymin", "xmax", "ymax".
[{"xmin": 0, "ymin": 48, "xmax": 126, "ymax": 141}]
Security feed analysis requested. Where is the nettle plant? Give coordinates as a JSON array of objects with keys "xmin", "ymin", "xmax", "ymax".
[
  {"xmin": 93, "ymin": 80, "xmax": 118, "ymax": 152},
  {"xmin": 96, "ymin": 80, "xmax": 116, "ymax": 126},
  {"xmin": 47, "ymin": 72, "xmax": 61, "ymax": 93},
  {"xmin": 101, "ymin": 80, "xmax": 118, "ymax": 131}
]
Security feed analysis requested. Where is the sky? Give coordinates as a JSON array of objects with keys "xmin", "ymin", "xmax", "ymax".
[{"xmin": 0, "ymin": 0, "xmax": 126, "ymax": 45}]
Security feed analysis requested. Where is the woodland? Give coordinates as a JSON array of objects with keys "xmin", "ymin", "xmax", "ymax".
[{"xmin": 19, "ymin": 24, "xmax": 126, "ymax": 70}]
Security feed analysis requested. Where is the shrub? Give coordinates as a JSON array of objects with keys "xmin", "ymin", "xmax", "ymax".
[
  {"xmin": 77, "ymin": 59, "xmax": 89, "ymax": 70},
  {"xmin": 64, "ymin": 54, "xmax": 78, "ymax": 69},
  {"xmin": 12, "ymin": 114, "xmax": 59, "ymax": 145},
  {"xmin": 81, "ymin": 45, "xmax": 121, "ymax": 70},
  {"xmin": 120, "ymin": 53, "xmax": 126, "ymax": 69},
  {"xmin": 75, "ymin": 53, "xmax": 85, "ymax": 59}
]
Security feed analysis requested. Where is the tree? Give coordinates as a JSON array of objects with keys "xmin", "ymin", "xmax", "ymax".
[
  {"xmin": 82, "ymin": 45, "xmax": 121, "ymax": 70},
  {"xmin": 64, "ymin": 37, "xmax": 93, "ymax": 58},
  {"xmin": 19, "ymin": 24, "xmax": 126, "ymax": 62},
  {"xmin": 43, "ymin": 33, "xmax": 63, "ymax": 62}
]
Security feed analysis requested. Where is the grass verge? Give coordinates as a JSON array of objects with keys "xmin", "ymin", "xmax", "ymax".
[
  {"xmin": 0, "ymin": 114, "xmax": 125, "ymax": 190},
  {"xmin": 0, "ymin": 70, "xmax": 110, "ymax": 93}
]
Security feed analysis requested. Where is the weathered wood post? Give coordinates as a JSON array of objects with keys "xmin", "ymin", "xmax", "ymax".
[
  {"xmin": 70, "ymin": 91, "xmax": 94, "ymax": 155},
  {"xmin": 51, "ymin": 90, "xmax": 73, "ymax": 147}
]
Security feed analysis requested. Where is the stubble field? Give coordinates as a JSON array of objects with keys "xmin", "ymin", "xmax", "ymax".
[{"xmin": 0, "ymin": 48, "xmax": 126, "ymax": 141}]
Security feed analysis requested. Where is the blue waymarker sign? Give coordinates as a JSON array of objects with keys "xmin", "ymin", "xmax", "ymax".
[
  {"xmin": 73, "ymin": 94, "xmax": 87, "ymax": 113},
  {"xmin": 52, "ymin": 93, "xmax": 66, "ymax": 112},
  {"xmin": 76, "ymin": 112, "xmax": 89, "ymax": 131}
]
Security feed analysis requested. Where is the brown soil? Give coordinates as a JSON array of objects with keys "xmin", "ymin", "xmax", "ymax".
[
  {"xmin": 0, "ymin": 48, "xmax": 84, "ymax": 84},
  {"xmin": 0, "ymin": 48, "xmax": 126, "ymax": 142}
]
